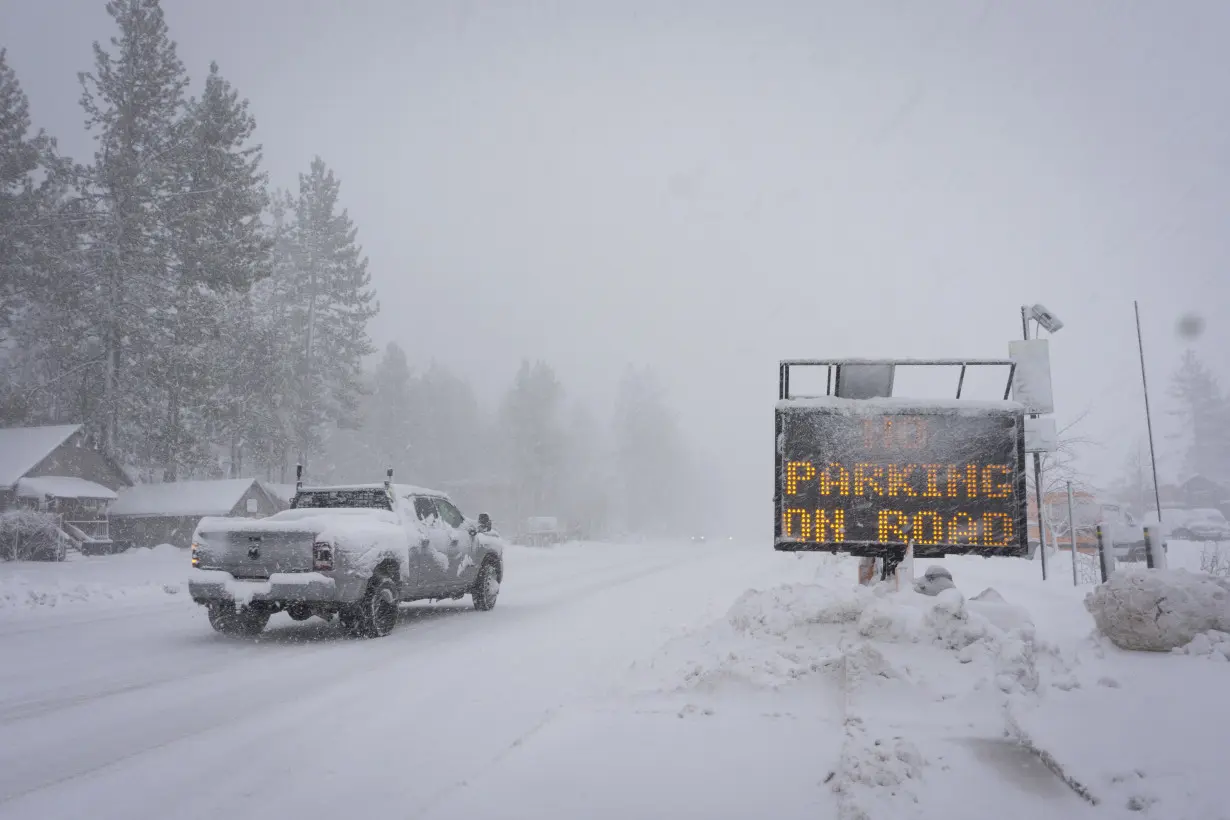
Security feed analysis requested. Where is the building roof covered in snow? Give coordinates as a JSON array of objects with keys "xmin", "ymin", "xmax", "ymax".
[
  {"xmin": 261, "ymin": 482, "xmax": 297, "ymax": 504},
  {"xmin": 16, "ymin": 476, "xmax": 118, "ymax": 501},
  {"xmin": 110, "ymin": 478, "xmax": 268, "ymax": 518},
  {"xmin": 0, "ymin": 424, "xmax": 83, "ymax": 487}
]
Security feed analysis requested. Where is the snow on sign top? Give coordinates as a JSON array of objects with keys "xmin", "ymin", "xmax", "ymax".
[
  {"xmin": 777, "ymin": 396, "xmax": 1024, "ymax": 415},
  {"xmin": 110, "ymin": 478, "xmax": 260, "ymax": 518},
  {"xmin": 0, "ymin": 424, "xmax": 82, "ymax": 487}
]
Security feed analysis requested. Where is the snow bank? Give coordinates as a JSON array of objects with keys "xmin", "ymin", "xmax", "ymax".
[
  {"xmin": 1084, "ymin": 568, "xmax": 1230, "ymax": 651},
  {"xmin": 632, "ymin": 571, "xmax": 1040, "ymax": 698},
  {"xmin": 0, "ymin": 543, "xmax": 190, "ymax": 615}
]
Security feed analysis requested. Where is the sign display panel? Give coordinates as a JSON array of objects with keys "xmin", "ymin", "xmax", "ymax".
[{"xmin": 775, "ymin": 403, "xmax": 1027, "ymax": 557}]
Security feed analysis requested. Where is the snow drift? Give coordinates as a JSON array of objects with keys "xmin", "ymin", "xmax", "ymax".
[{"xmin": 1084, "ymin": 568, "xmax": 1230, "ymax": 652}]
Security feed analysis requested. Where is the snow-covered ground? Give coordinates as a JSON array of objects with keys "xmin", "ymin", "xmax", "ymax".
[
  {"xmin": 0, "ymin": 544, "xmax": 188, "ymax": 614},
  {"xmin": 0, "ymin": 540, "xmax": 1226, "ymax": 819}
]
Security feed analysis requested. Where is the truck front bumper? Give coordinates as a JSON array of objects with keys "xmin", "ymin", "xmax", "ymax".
[{"xmin": 189, "ymin": 569, "xmax": 364, "ymax": 606}]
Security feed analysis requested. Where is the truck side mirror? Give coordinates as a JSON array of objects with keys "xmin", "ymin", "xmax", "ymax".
[{"xmin": 477, "ymin": 513, "xmax": 493, "ymax": 533}]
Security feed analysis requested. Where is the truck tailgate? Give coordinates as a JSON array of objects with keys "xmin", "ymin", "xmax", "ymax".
[{"xmin": 196, "ymin": 528, "xmax": 316, "ymax": 578}]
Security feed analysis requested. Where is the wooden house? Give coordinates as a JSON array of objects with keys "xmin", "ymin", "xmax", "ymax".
[
  {"xmin": 0, "ymin": 424, "xmax": 133, "ymax": 555},
  {"xmin": 109, "ymin": 478, "xmax": 286, "ymax": 549}
]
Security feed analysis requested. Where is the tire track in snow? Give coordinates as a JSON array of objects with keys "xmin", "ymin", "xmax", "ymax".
[
  {"xmin": 0, "ymin": 550, "xmax": 684, "ymax": 727},
  {"xmin": 0, "ymin": 550, "xmax": 695, "ymax": 808}
]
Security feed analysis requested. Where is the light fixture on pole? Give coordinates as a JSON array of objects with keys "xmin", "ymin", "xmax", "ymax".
[{"xmin": 1028, "ymin": 303, "xmax": 1065, "ymax": 334}]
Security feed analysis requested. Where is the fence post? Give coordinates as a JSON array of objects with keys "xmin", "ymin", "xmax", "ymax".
[
  {"xmin": 1144, "ymin": 525, "xmax": 1167, "ymax": 570},
  {"xmin": 1067, "ymin": 481, "xmax": 1079, "ymax": 586},
  {"xmin": 1095, "ymin": 523, "xmax": 1114, "ymax": 583}
]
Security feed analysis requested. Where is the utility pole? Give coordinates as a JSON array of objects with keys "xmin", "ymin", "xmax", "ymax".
[
  {"xmin": 1135, "ymin": 301, "xmax": 1165, "ymax": 568},
  {"xmin": 1135, "ymin": 301, "xmax": 1164, "ymax": 521}
]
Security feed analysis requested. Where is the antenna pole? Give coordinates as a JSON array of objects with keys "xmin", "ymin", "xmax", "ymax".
[{"xmin": 1135, "ymin": 301, "xmax": 1164, "ymax": 523}]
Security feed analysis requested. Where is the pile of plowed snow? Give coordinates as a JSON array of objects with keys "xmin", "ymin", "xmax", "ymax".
[{"xmin": 630, "ymin": 565, "xmax": 1046, "ymax": 698}]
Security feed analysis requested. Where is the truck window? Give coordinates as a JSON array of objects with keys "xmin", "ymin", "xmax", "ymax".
[
  {"xmin": 413, "ymin": 497, "xmax": 439, "ymax": 521},
  {"xmin": 293, "ymin": 489, "xmax": 392, "ymax": 510},
  {"xmin": 436, "ymin": 499, "xmax": 465, "ymax": 528}
]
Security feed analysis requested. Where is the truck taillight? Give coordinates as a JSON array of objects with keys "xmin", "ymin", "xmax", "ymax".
[
  {"xmin": 313, "ymin": 541, "xmax": 333, "ymax": 571},
  {"xmin": 191, "ymin": 542, "xmax": 200, "ymax": 567}
]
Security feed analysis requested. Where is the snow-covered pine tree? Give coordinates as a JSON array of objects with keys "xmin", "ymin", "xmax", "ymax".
[
  {"xmin": 1168, "ymin": 350, "xmax": 1230, "ymax": 485},
  {"xmin": 412, "ymin": 361, "xmax": 486, "ymax": 486},
  {"xmin": 365, "ymin": 341, "xmax": 415, "ymax": 478},
  {"xmin": 0, "ymin": 49, "xmax": 43, "ymax": 345},
  {"xmin": 215, "ymin": 289, "xmax": 284, "ymax": 478},
  {"xmin": 77, "ymin": 0, "xmax": 190, "ymax": 460},
  {"xmin": 156, "ymin": 61, "xmax": 271, "ymax": 480},
  {"xmin": 243, "ymin": 189, "xmax": 300, "ymax": 480},
  {"xmin": 0, "ymin": 50, "xmax": 95, "ymax": 428},
  {"xmin": 282, "ymin": 157, "xmax": 378, "ymax": 473},
  {"xmin": 0, "ymin": 49, "xmax": 47, "ymax": 421}
]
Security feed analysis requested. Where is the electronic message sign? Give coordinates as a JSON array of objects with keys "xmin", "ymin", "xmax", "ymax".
[{"xmin": 775, "ymin": 401, "xmax": 1028, "ymax": 558}]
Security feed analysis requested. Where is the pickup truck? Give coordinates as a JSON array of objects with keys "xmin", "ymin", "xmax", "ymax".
[{"xmin": 188, "ymin": 481, "xmax": 505, "ymax": 638}]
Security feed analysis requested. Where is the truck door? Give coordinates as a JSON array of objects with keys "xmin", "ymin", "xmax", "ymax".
[
  {"xmin": 435, "ymin": 498, "xmax": 480, "ymax": 589},
  {"xmin": 408, "ymin": 495, "xmax": 451, "ymax": 593}
]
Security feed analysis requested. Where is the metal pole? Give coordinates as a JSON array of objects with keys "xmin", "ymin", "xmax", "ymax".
[
  {"xmin": 1134, "ymin": 301, "xmax": 1164, "ymax": 524},
  {"xmin": 1095, "ymin": 523, "xmax": 1111, "ymax": 584},
  {"xmin": 1022, "ymin": 305, "xmax": 1049, "ymax": 580},
  {"xmin": 1034, "ymin": 452, "xmax": 1048, "ymax": 580},
  {"xmin": 1067, "ymin": 481, "xmax": 1079, "ymax": 586}
]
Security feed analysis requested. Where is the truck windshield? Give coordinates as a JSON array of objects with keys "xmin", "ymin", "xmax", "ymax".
[{"xmin": 292, "ymin": 489, "xmax": 392, "ymax": 510}]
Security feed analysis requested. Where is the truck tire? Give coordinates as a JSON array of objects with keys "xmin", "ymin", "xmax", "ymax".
[
  {"xmin": 472, "ymin": 561, "xmax": 500, "ymax": 611},
  {"xmin": 349, "ymin": 575, "xmax": 399, "ymax": 638},
  {"xmin": 207, "ymin": 603, "xmax": 270, "ymax": 636}
]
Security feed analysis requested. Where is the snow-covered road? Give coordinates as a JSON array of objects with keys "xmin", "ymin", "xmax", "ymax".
[
  {"xmin": 0, "ymin": 542, "xmax": 839, "ymax": 819},
  {"xmin": 3, "ymin": 542, "xmax": 1227, "ymax": 819}
]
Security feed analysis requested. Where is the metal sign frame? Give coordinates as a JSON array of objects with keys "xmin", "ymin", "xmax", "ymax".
[{"xmin": 775, "ymin": 358, "xmax": 1027, "ymax": 559}]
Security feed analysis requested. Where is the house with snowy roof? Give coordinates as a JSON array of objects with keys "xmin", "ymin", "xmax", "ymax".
[
  {"xmin": 0, "ymin": 424, "xmax": 133, "ymax": 554},
  {"xmin": 109, "ymin": 478, "xmax": 286, "ymax": 549}
]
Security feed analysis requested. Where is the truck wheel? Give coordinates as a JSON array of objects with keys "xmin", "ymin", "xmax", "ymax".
[
  {"xmin": 350, "ymin": 576, "xmax": 399, "ymax": 638},
  {"xmin": 286, "ymin": 603, "xmax": 313, "ymax": 621},
  {"xmin": 207, "ymin": 603, "xmax": 270, "ymax": 636},
  {"xmin": 472, "ymin": 561, "xmax": 500, "ymax": 611}
]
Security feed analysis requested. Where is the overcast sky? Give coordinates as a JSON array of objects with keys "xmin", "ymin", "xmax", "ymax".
[{"xmin": 3, "ymin": 0, "xmax": 1228, "ymax": 522}]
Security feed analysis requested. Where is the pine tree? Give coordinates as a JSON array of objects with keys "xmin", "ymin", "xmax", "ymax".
[
  {"xmin": 412, "ymin": 361, "xmax": 485, "ymax": 485},
  {"xmin": 280, "ymin": 157, "xmax": 378, "ymax": 472},
  {"xmin": 366, "ymin": 341, "xmax": 415, "ymax": 476},
  {"xmin": 156, "ymin": 60, "xmax": 270, "ymax": 479},
  {"xmin": 77, "ymin": 0, "xmax": 190, "ymax": 458},
  {"xmin": 1168, "ymin": 350, "xmax": 1230, "ymax": 484},
  {"xmin": 1110, "ymin": 439, "xmax": 1157, "ymax": 516},
  {"xmin": 559, "ymin": 402, "xmax": 611, "ymax": 539},
  {"xmin": 0, "ymin": 50, "xmax": 94, "ymax": 428},
  {"xmin": 500, "ymin": 359, "xmax": 566, "ymax": 518},
  {"xmin": 0, "ymin": 49, "xmax": 43, "ymax": 344},
  {"xmin": 613, "ymin": 365, "xmax": 690, "ymax": 535}
]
